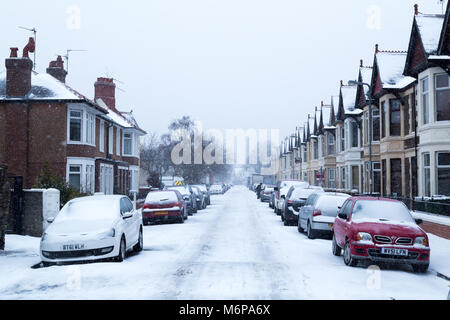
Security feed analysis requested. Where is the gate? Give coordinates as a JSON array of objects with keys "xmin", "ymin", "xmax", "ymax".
[{"xmin": 8, "ymin": 176, "xmax": 24, "ymax": 234}]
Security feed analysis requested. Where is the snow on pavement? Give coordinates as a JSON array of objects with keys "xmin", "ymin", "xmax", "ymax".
[{"xmin": 0, "ymin": 186, "xmax": 449, "ymax": 299}]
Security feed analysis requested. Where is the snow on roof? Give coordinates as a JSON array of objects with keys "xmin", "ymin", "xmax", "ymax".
[
  {"xmin": 340, "ymin": 85, "xmax": 358, "ymax": 114},
  {"xmin": 415, "ymin": 13, "xmax": 445, "ymax": 55},
  {"xmin": 376, "ymin": 51, "xmax": 415, "ymax": 89},
  {"xmin": 360, "ymin": 66, "xmax": 373, "ymax": 97},
  {"xmin": 96, "ymin": 99, "xmax": 146, "ymax": 134}
]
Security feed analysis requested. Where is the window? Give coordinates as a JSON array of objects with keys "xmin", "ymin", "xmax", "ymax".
[
  {"xmin": 341, "ymin": 167, "xmax": 346, "ymax": 189},
  {"xmin": 313, "ymin": 140, "xmax": 318, "ymax": 160},
  {"xmin": 68, "ymin": 165, "xmax": 81, "ymax": 191},
  {"xmin": 100, "ymin": 164, "xmax": 114, "ymax": 195},
  {"xmin": 390, "ymin": 158, "xmax": 402, "ymax": 196},
  {"xmin": 389, "ymin": 99, "xmax": 401, "ymax": 136},
  {"xmin": 99, "ymin": 120, "xmax": 105, "ymax": 152},
  {"xmin": 69, "ymin": 110, "xmax": 82, "ymax": 142},
  {"xmin": 405, "ymin": 158, "xmax": 411, "ymax": 198},
  {"xmin": 350, "ymin": 121, "xmax": 358, "ymax": 148},
  {"xmin": 108, "ymin": 126, "xmax": 113, "ymax": 155},
  {"xmin": 435, "ymin": 74, "xmax": 450, "ymax": 121},
  {"xmin": 124, "ymin": 132, "xmax": 133, "ymax": 155},
  {"xmin": 327, "ymin": 133, "xmax": 335, "ymax": 155},
  {"xmin": 321, "ymin": 136, "xmax": 325, "ymax": 158},
  {"xmin": 85, "ymin": 164, "xmax": 94, "ymax": 194},
  {"xmin": 329, "ymin": 168, "xmax": 335, "ymax": 189},
  {"xmin": 340, "ymin": 127, "xmax": 345, "ymax": 152},
  {"xmin": 423, "ymin": 153, "xmax": 431, "ymax": 197},
  {"xmin": 382, "ymin": 159, "xmax": 386, "ymax": 196},
  {"xmin": 351, "ymin": 166, "xmax": 359, "ymax": 190},
  {"xmin": 437, "ymin": 152, "xmax": 450, "ymax": 196},
  {"xmin": 380, "ymin": 101, "xmax": 386, "ymax": 138},
  {"xmin": 85, "ymin": 112, "xmax": 95, "ymax": 145},
  {"xmin": 404, "ymin": 96, "xmax": 410, "ymax": 135},
  {"xmin": 373, "ymin": 162, "xmax": 381, "ymax": 194},
  {"xmin": 116, "ymin": 127, "xmax": 121, "ymax": 156},
  {"xmin": 372, "ymin": 108, "xmax": 380, "ymax": 141},
  {"xmin": 422, "ymin": 77, "xmax": 429, "ymax": 124},
  {"xmin": 364, "ymin": 112, "xmax": 369, "ymax": 144}
]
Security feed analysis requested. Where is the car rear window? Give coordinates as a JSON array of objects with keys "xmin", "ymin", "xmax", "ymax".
[
  {"xmin": 316, "ymin": 195, "xmax": 349, "ymax": 211},
  {"xmin": 146, "ymin": 191, "xmax": 178, "ymax": 203},
  {"xmin": 166, "ymin": 186, "xmax": 189, "ymax": 195},
  {"xmin": 351, "ymin": 200, "xmax": 414, "ymax": 223},
  {"xmin": 291, "ymin": 188, "xmax": 318, "ymax": 200}
]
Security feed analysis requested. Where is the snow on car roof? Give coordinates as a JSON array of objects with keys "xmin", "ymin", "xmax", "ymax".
[{"xmin": 415, "ymin": 13, "xmax": 445, "ymax": 55}]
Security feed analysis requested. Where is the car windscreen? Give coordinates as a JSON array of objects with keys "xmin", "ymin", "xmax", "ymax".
[
  {"xmin": 193, "ymin": 185, "xmax": 207, "ymax": 192},
  {"xmin": 56, "ymin": 198, "xmax": 119, "ymax": 222},
  {"xmin": 281, "ymin": 181, "xmax": 309, "ymax": 189},
  {"xmin": 264, "ymin": 187, "xmax": 274, "ymax": 192},
  {"xmin": 351, "ymin": 200, "xmax": 415, "ymax": 223},
  {"xmin": 146, "ymin": 191, "xmax": 178, "ymax": 203}
]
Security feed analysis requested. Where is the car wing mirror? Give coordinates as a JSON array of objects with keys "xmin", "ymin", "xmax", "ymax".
[
  {"xmin": 46, "ymin": 217, "xmax": 55, "ymax": 224},
  {"xmin": 415, "ymin": 219, "xmax": 423, "ymax": 225},
  {"xmin": 338, "ymin": 213, "xmax": 348, "ymax": 220}
]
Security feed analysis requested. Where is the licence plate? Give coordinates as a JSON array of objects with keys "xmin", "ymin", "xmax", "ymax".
[
  {"xmin": 62, "ymin": 244, "xmax": 85, "ymax": 251},
  {"xmin": 381, "ymin": 248, "xmax": 408, "ymax": 256},
  {"xmin": 154, "ymin": 211, "xmax": 168, "ymax": 216}
]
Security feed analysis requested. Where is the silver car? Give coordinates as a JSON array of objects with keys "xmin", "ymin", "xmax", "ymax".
[{"xmin": 298, "ymin": 192, "xmax": 350, "ymax": 239}]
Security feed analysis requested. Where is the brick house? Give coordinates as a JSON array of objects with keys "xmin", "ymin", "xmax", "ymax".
[{"xmin": 0, "ymin": 45, "xmax": 146, "ymax": 196}]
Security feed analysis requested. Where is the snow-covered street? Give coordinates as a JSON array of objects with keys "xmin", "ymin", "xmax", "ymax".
[{"xmin": 0, "ymin": 186, "xmax": 449, "ymax": 300}]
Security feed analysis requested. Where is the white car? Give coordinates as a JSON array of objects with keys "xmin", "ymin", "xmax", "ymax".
[
  {"xmin": 274, "ymin": 180, "xmax": 309, "ymax": 215},
  {"xmin": 209, "ymin": 184, "xmax": 224, "ymax": 194},
  {"xmin": 40, "ymin": 195, "xmax": 143, "ymax": 266}
]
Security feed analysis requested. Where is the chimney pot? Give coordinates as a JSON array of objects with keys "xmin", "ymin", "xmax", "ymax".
[
  {"xmin": 340, "ymin": 80, "xmax": 344, "ymax": 87},
  {"xmin": 10, "ymin": 48, "xmax": 18, "ymax": 58},
  {"xmin": 375, "ymin": 44, "xmax": 379, "ymax": 53},
  {"xmin": 414, "ymin": 4, "xmax": 419, "ymax": 15},
  {"xmin": 360, "ymin": 59, "xmax": 363, "ymax": 67}
]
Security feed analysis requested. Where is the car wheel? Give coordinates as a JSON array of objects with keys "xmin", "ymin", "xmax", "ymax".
[
  {"xmin": 412, "ymin": 264, "xmax": 429, "ymax": 273},
  {"xmin": 307, "ymin": 221, "xmax": 316, "ymax": 239},
  {"xmin": 343, "ymin": 241, "xmax": 357, "ymax": 266},
  {"xmin": 115, "ymin": 236, "xmax": 126, "ymax": 262},
  {"xmin": 133, "ymin": 228, "xmax": 143, "ymax": 252},
  {"xmin": 332, "ymin": 234, "xmax": 341, "ymax": 256},
  {"xmin": 178, "ymin": 214, "xmax": 185, "ymax": 224}
]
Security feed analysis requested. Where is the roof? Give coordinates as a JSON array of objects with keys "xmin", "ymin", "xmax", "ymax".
[
  {"xmin": 415, "ymin": 13, "xmax": 445, "ymax": 55},
  {"xmin": 96, "ymin": 99, "xmax": 146, "ymax": 135},
  {"xmin": 360, "ymin": 66, "xmax": 373, "ymax": 97},
  {"xmin": 375, "ymin": 51, "xmax": 416, "ymax": 89},
  {"xmin": 340, "ymin": 85, "xmax": 360, "ymax": 115}
]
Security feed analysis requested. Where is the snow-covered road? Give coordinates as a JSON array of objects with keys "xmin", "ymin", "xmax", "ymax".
[{"xmin": 0, "ymin": 186, "xmax": 449, "ymax": 299}]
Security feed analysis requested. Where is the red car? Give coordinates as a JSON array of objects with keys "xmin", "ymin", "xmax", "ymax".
[
  {"xmin": 142, "ymin": 190, "xmax": 187, "ymax": 225},
  {"xmin": 332, "ymin": 197, "xmax": 430, "ymax": 273}
]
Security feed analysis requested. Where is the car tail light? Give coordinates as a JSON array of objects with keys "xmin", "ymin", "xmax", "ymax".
[
  {"xmin": 313, "ymin": 209, "xmax": 322, "ymax": 217},
  {"xmin": 287, "ymin": 199, "xmax": 293, "ymax": 204}
]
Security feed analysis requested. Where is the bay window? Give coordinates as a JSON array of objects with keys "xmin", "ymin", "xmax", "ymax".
[
  {"xmin": 116, "ymin": 127, "xmax": 121, "ymax": 156},
  {"xmin": 389, "ymin": 99, "xmax": 401, "ymax": 136},
  {"xmin": 69, "ymin": 110, "xmax": 82, "ymax": 142},
  {"xmin": 124, "ymin": 132, "xmax": 133, "ymax": 155},
  {"xmin": 68, "ymin": 107, "xmax": 95, "ymax": 145},
  {"xmin": 437, "ymin": 152, "xmax": 450, "ymax": 196},
  {"xmin": 435, "ymin": 74, "xmax": 450, "ymax": 121},
  {"xmin": 68, "ymin": 165, "xmax": 81, "ymax": 191},
  {"xmin": 423, "ymin": 153, "xmax": 431, "ymax": 197},
  {"xmin": 99, "ymin": 120, "xmax": 104, "ymax": 152},
  {"xmin": 327, "ymin": 133, "xmax": 335, "ymax": 155}
]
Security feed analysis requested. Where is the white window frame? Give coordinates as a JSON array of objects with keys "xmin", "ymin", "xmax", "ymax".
[
  {"xmin": 67, "ymin": 104, "xmax": 96, "ymax": 146},
  {"xmin": 66, "ymin": 158, "xmax": 95, "ymax": 194},
  {"xmin": 99, "ymin": 120, "xmax": 105, "ymax": 152},
  {"xmin": 436, "ymin": 152, "xmax": 450, "ymax": 196},
  {"xmin": 108, "ymin": 126, "xmax": 114, "ymax": 155},
  {"xmin": 100, "ymin": 163, "xmax": 114, "ymax": 195},
  {"xmin": 423, "ymin": 153, "xmax": 431, "ymax": 197},
  {"xmin": 116, "ymin": 127, "xmax": 121, "ymax": 156},
  {"xmin": 422, "ymin": 77, "xmax": 429, "ymax": 125}
]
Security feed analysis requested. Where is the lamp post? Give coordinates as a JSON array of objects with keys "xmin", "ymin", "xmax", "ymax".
[{"xmin": 348, "ymin": 80, "xmax": 374, "ymax": 195}]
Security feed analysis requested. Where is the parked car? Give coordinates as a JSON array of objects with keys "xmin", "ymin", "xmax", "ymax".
[
  {"xmin": 165, "ymin": 185, "xmax": 197, "ymax": 214},
  {"xmin": 282, "ymin": 186, "xmax": 325, "ymax": 226},
  {"xmin": 260, "ymin": 185, "xmax": 275, "ymax": 202},
  {"xmin": 269, "ymin": 192, "xmax": 275, "ymax": 208},
  {"xmin": 274, "ymin": 180, "xmax": 309, "ymax": 215},
  {"xmin": 210, "ymin": 184, "xmax": 224, "ymax": 194},
  {"xmin": 332, "ymin": 197, "xmax": 430, "ymax": 273},
  {"xmin": 298, "ymin": 192, "xmax": 349, "ymax": 237},
  {"xmin": 142, "ymin": 190, "xmax": 187, "ymax": 225},
  {"xmin": 40, "ymin": 195, "xmax": 143, "ymax": 266},
  {"xmin": 192, "ymin": 186, "xmax": 206, "ymax": 210},
  {"xmin": 192, "ymin": 184, "xmax": 210, "ymax": 205}
]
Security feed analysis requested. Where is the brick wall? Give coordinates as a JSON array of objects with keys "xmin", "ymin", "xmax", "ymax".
[
  {"xmin": 421, "ymin": 221, "xmax": 450, "ymax": 240},
  {"xmin": 7, "ymin": 190, "xmax": 44, "ymax": 237}
]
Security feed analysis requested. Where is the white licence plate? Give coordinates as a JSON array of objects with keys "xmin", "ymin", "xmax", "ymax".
[
  {"xmin": 381, "ymin": 248, "xmax": 408, "ymax": 256},
  {"xmin": 62, "ymin": 244, "xmax": 85, "ymax": 251}
]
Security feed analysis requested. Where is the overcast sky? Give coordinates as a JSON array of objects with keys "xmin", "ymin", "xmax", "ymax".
[{"xmin": 0, "ymin": 0, "xmax": 447, "ymax": 141}]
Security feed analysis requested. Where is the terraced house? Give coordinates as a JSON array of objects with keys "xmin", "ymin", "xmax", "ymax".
[
  {"xmin": 0, "ymin": 42, "xmax": 146, "ymax": 195},
  {"xmin": 277, "ymin": 3, "xmax": 450, "ymax": 200}
]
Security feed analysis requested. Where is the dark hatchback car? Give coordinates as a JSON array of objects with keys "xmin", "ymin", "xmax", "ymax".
[
  {"xmin": 281, "ymin": 186, "xmax": 324, "ymax": 226},
  {"xmin": 260, "ymin": 185, "xmax": 275, "ymax": 202},
  {"xmin": 192, "ymin": 184, "xmax": 210, "ymax": 206},
  {"xmin": 165, "ymin": 185, "xmax": 197, "ymax": 214}
]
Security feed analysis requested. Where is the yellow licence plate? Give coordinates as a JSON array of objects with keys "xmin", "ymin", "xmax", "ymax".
[{"xmin": 154, "ymin": 211, "xmax": 168, "ymax": 216}]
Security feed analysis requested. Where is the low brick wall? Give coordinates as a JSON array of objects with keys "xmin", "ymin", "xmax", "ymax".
[
  {"xmin": 421, "ymin": 221, "xmax": 450, "ymax": 240},
  {"xmin": 7, "ymin": 190, "xmax": 44, "ymax": 237}
]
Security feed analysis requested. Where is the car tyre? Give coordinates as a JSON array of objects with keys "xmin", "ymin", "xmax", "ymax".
[
  {"xmin": 133, "ymin": 228, "xmax": 143, "ymax": 253},
  {"xmin": 297, "ymin": 220, "xmax": 304, "ymax": 233},
  {"xmin": 332, "ymin": 234, "xmax": 341, "ymax": 256},
  {"xmin": 115, "ymin": 236, "xmax": 126, "ymax": 262},
  {"xmin": 307, "ymin": 221, "xmax": 316, "ymax": 239},
  {"xmin": 343, "ymin": 241, "xmax": 357, "ymax": 267},
  {"xmin": 412, "ymin": 264, "xmax": 429, "ymax": 273}
]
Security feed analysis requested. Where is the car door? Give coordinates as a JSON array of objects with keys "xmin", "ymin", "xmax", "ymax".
[
  {"xmin": 334, "ymin": 200, "xmax": 352, "ymax": 247},
  {"xmin": 120, "ymin": 198, "xmax": 136, "ymax": 248},
  {"xmin": 300, "ymin": 194, "xmax": 314, "ymax": 229}
]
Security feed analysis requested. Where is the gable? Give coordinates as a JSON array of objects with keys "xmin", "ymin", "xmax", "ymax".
[
  {"xmin": 405, "ymin": 21, "xmax": 429, "ymax": 77},
  {"xmin": 438, "ymin": 2, "xmax": 450, "ymax": 55}
]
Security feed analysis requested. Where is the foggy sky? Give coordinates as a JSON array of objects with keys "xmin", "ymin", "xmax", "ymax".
[{"xmin": 0, "ymin": 0, "xmax": 447, "ymax": 142}]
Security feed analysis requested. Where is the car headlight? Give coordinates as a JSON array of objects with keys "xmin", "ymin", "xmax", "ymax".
[
  {"xmin": 41, "ymin": 232, "xmax": 48, "ymax": 242},
  {"xmin": 98, "ymin": 228, "xmax": 115, "ymax": 239},
  {"xmin": 356, "ymin": 232, "xmax": 373, "ymax": 242},
  {"xmin": 414, "ymin": 237, "xmax": 428, "ymax": 247}
]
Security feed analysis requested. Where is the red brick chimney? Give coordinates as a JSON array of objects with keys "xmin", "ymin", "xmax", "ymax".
[
  {"xmin": 94, "ymin": 77, "xmax": 116, "ymax": 111},
  {"xmin": 46, "ymin": 56, "xmax": 67, "ymax": 83},
  {"xmin": 5, "ymin": 47, "xmax": 33, "ymax": 97}
]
